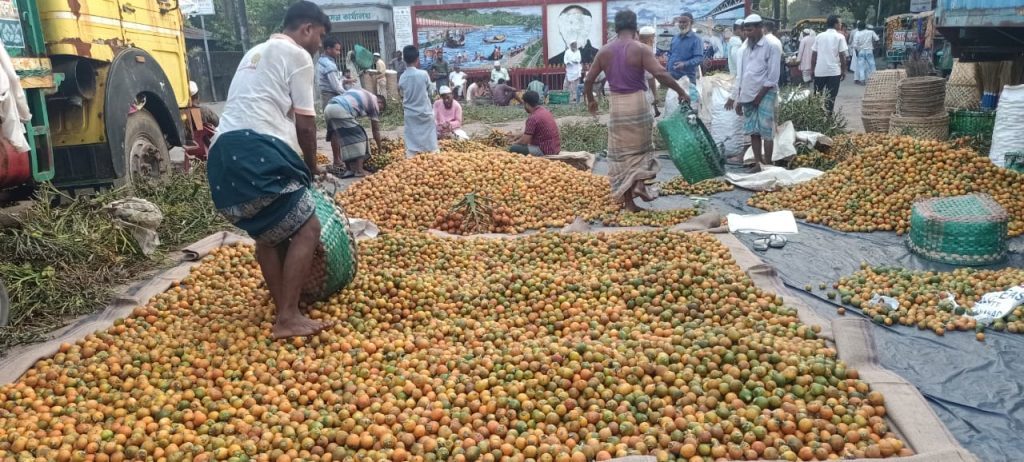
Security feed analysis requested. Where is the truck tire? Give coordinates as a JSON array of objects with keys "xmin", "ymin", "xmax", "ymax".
[
  {"xmin": 0, "ymin": 277, "xmax": 8, "ymax": 328},
  {"xmin": 117, "ymin": 110, "xmax": 170, "ymax": 187}
]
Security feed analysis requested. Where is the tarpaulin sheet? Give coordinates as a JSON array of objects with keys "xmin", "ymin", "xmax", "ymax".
[{"xmin": 705, "ymin": 186, "xmax": 1024, "ymax": 462}]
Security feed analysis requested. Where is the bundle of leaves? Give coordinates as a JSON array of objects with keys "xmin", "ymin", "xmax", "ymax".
[{"xmin": 777, "ymin": 87, "xmax": 848, "ymax": 136}]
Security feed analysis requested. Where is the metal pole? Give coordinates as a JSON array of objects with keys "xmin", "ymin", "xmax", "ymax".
[
  {"xmin": 876, "ymin": 0, "xmax": 883, "ymax": 26},
  {"xmin": 200, "ymin": 15, "xmax": 218, "ymax": 101},
  {"xmin": 236, "ymin": 0, "xmax": 251, "ymax": 51}
]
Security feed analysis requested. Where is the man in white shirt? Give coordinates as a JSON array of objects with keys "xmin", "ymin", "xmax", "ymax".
[
  {"xmin": 811, "ymin": 15, "xmax": 848, "ymax": 114},
  {"xmin": 491, "ymin": 61, "xmax": 510, "ymax": 85},
  {"xmin": 207, "ymin": 1, "xmax": 331, "ymax": 339},
  {"xmin": 727, "ymin": 19, "xmax": 744, "ymax": 77},
  {"xmin": 448, "ymin": 65, "xmax": 468, "ymax": 100},
  {"xmin": 726, "ymin": 14, "xmax": 781, "ymax": 171},
  {"xmin": 851, "ymin": 21, "xmax": 879, "ymax": 84},
  {"xmin": 563, "ymin": 41, "xmax": 582, "ymax": 103}
]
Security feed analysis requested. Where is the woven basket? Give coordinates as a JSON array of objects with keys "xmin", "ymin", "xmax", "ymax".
[
  {"xmin": 862, "ymin": 100, "xmax": 897, "ymax": 114},
  {"xmin": 658, "ymin": 108, "xmax": 724, "ymax": 184},
  {"xmin": 864, "ymin": 69, "xmax": 906, "ymax": 99},
  {"xmin": 889, "ymin": 114, "xmax": 950, "ymax": 140},
  {"xmin": 907, "ymin": 194, "xmax": 1008, "ymax": 266},
  {"xmin": 301, "ymin": 189, "xmax": 359, "ymax": 302},
  {"xmin": 945, "ymin": 84, "xmax": 981, "ymax": 111},
  {"xmin": 948, "ymin": 110, "xmax": 996, "ymax": 138},
  {"xmin": 948, "ymin": 60, "xmax": 978, "ymax": 87},
  {"xmin": 862, "ymin": 115, "xmax": 892, "ymax": 133},
  {"xmin": 896, "ymin": 77, "xmax": 947, "ymax": 117}
]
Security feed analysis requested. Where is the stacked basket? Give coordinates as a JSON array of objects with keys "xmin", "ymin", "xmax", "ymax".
[
  {"xmin": 907, "ymin": 194, "xmax": 1008, "ymax": 266},
  {"xmin": 890, "ymin": 76, "xmax": 949, "ymax": 140},
  {"xmin": 945, "ymin": 60, "xmax": 981, "ymax": 111},
  {"xmin": 861, "ymin": 70, "xmax": 905, "ymax": 133}
]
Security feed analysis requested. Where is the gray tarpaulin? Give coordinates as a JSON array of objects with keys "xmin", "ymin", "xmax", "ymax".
[{"xmin": 703, "ymin": 185, "xmax": 1024, "ymax": 462}]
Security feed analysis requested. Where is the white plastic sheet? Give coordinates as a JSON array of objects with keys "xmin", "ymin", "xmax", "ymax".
[
  {"xmin": 743, "ymin": 121, "xmax": 798, "ymax": 163},
  {"xmin": 725, "ymin": 165, "xmax": 824, "ymax": 191},
  {"xmin": 726, "ymin": 210, "xmax": 799, "ymax": 234}
]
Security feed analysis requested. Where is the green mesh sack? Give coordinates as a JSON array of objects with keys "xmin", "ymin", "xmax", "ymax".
[
  {"xmin": 907, "ymin": 193, "xmax": 1008, "ymax": 266},
  {"xmin": 657, "ymin": 107, "xmax": 724, "ymax": 184},
  {"xmin": 301, "ymin": 188, "xmax": 359, "ymax": 302},
  {"xmin": 354, "ymin": 45, "xmax": 375, "ymax": 71}
]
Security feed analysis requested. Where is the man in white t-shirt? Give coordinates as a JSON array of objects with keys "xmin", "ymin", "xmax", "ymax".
[
  {"xmin": 208, "ymin": 1, "xmax": 332, "ymax": 339},
  {"xmin": 563, "ymin": 41, "xmax": 582, "ymax": 103},
  {"xmin": 811, "ymin": 15, "xmax": 848, "ymax": 114}
]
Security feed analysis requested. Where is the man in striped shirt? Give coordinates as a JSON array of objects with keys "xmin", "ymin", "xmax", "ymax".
[{"xmin": 324, "ymin": 88, "xmax": 383, "ymax": 177}]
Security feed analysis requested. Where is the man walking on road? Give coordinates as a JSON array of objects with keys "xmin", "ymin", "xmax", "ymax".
[
  {"xmin": 399, "ymin": 45, "xmax": 438, "ymax": 155},
  {"xmin": 207, "ymin": 1, "xmax": 330, "ymax": 339},
  {"xmin": 812, "ymin": 15, "xmax": 848, "ymax": 114},
  {"xmin": 586, "ymin": 9, "xmax": 688, "ymax": 212},
  {"xmin": 851, "ymin": 21, "xmax": 879, "ymax": 84},
  {"xmin": 563, "ymin": 41, "xmax": 582, "ymax": 103},
  {"xmin": 726, "ymin": 14, "xmax": 781, "ymax": 172}
]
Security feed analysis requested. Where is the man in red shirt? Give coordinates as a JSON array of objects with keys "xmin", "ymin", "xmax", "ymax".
[{"xmin": 508, "ymin": 91, "xmax": 560, "ymax": 156}]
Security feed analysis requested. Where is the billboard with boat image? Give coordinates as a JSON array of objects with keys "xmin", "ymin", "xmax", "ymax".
[{"xmin": 416, "ymin": 6, "xmax": 545, "ymax": 70}]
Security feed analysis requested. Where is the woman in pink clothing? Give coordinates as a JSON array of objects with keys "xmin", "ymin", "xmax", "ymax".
[{"xmin": 433, "ymin": 85, "xmax": 464, "ymax": 139}]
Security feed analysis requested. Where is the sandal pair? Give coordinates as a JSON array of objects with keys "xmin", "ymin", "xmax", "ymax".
[{"xmin": 753, "ymin": 234, "xmax": 787, "ymax": 252}]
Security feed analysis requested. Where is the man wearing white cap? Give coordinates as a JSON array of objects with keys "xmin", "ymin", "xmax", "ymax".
[
  {"xmin": 638, "ymin": 26, "xmax": 660, "ymax": 116},
  {"xmin": 727, "ymin": 19, "xmax": 744, "ymax": 77},
  {"xmin": 797, "ymin": 28, "xmax": 816, "ymax": 84},
  {"xmin": 726, "ymin": 14, "xmax": 781, "ymax": 172},
  {"xmin": 563, "ymin": 40, "xmax": 582, "ymax": 103},
  {"xmin": 433, "ymin": 85, "xmax": 464, "ymax": 139},
  {"xmin": 448, "ymin": 65, "xmax": 468, "ymax": 100},
  {"xmin": 372, "ymin": 52, "xmax": 387, "ymax": 99},
  {"xmin": 491, "ymin": 61, "xmax": 510, "ymax": 86}
]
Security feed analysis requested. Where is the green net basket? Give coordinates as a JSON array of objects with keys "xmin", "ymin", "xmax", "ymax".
[
  {"xmin": 1005, "ymin": 152, "xmax": 1024, "ymax": 173},
  {"xmin": 907, "ymin": 193, "xmax": 1008, "ymax": 266},
  {"xmin": 301, "ymin": 188, "xmax": 359, "ymax": 302},
  {"xmin": 948, "ymin": 110, "xmax": 996, "ymax": 138},
  {"xmin": 657, "ymin": 108, "xmax": 723, "ymax": 184}
]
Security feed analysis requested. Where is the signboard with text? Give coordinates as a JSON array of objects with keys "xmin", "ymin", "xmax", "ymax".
[
  {"xmin": 180, "ymin": 0, "xmax": 215, "ymax": 16},
  {"xmin": 909, "ymin": 0, "xmax": 931, "ymax": 13},
  {"xmin": 393, "ymin": 6, "xmax": 413, "ymax": 48}
]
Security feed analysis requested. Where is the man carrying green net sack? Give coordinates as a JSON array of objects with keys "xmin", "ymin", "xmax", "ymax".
[
  {"xmin": 207, "ymin": 1, "xmax": 331, "ymax": 339},
  {"xmin": 585, "ymin": 9, "xmax": 688, "ymax": 211}
]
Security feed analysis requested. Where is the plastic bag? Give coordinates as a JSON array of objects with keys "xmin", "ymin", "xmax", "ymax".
[
  {"xmin": 743, "ymin": 121, "xmax": 797, "ymax": 163},
  {"xmin": 104, "ymin": 198, "xmax": 163, "ymax": 255},
  {"xmin": 708, "ymin": 80, "xmax": 745, "ymax": 157},
  {"xmin": 989, "ymin": 84, "xmax": 1024, "ymax": 167},
  {"xmin": 968, "ymin": 285, "xmax": 1024, "ymax": 326}
]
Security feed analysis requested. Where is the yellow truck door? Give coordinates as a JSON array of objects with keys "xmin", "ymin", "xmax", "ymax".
[{"xmin": 117, "ymin": 0, "xmax": 189, "ymax": 108}]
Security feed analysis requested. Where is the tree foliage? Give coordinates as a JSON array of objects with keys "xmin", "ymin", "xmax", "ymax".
[{"xmin": 188, "ymin": 0, "xmax": 291, "ymax": 51}]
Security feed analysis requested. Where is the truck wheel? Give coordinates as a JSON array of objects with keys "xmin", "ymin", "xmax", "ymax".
[
  {"xmin": 0, "ymin": 277, "xmax": 8, "ymax": 328},
  {"xmin": 117, "ymin": 110, "xmax": 170, "ymax": 187}
]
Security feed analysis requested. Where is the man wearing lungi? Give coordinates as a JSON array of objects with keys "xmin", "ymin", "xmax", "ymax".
[
  {"xmin": 584, "ymin": 9, "xmax": 688, "ymax": 212},
  {"xmin": 324, "ymin": 88, "xmax": 383, "ymax": 177},
  {"xmin": 206, "ymin": 1, "xmax": 330, "ymax": 339},
  {"xmin": 726, "ymin": 14, "xmax": 781, "ymax": 172},
  {"xmin": 398, "ymin": 45, "xmax": 438, "ymax": 155},
  {"xmin": 317, "ymin": 37, "xmax": 345, "ymax": 173}
]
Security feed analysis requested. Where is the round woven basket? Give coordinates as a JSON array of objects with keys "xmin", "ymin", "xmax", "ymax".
[
  {"xmin": 945, "ymin": 84, "xmax": 981, "ymax": 111},
  {"xmin": 897, "ymin": 77, "xmax": 947, "ymax": 117},
  {"xmin": 861, "ymin": 100, "xmax": 896, "ymax": 116},
  {"xmin": 889, "ymin": 114, "xmax": 950, "ymax": 140},
  {"xmin": 864, "ymin": 69, "xmax": 906, "ymax": 100},
  {"xmin": 386, "ymin": 70, "xmax": 399, "ymax": 101},
  {"xmin": 862, "ymin": 115, "xmax": 892, "ymax": 133},
  {"xmin": 948, "ymin": 59, "xmax": 978, "ymax": 87}
]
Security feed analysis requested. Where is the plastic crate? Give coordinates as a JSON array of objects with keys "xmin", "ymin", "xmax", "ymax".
[
  {"xmin": 949, "ymin": 110, "xmax": 996, "ymax": 138},
  {"xmin": 907, "ymin": 194, "xmax": 1008, "ymax": 266},
  {"xmin": 548, "ymin": 90, "xmax": 570, "ymax": 105},
  {"xmin": 657, "ymin": 108, "xmax": 724, "ymax": 184}
]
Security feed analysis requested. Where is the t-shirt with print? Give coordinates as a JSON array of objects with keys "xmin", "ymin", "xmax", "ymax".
[
  {"xmin": 215, "ymin": 34, "xmax": 315, "ymax": 156},
  {"xmin": 525, "ymin": 106, "xmax": 560, "ymax": 155},
  {"xmin": 811, "ymin": 29, "xmax": 849, "ymax": 77}
]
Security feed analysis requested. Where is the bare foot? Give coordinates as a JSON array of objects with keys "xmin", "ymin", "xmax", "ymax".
[
  {"xmin": 623, "ymin": 201, "xmax": 643, "ymax": 212},
  {"xmin": 272, "ymin": 313, "xmax": 329, "ymax": 339}
]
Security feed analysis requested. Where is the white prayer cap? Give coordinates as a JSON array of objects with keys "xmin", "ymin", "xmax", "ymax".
[
  {"xmin": 494, "ymin": 61, "xmax": 501, "ymax": 66},
  {"xmin": 439, "ymin": 85, "xmax": 452, "ymax": 95},
  {"xmin": 189, "ymin": 81, "xmax": 199, "ymax": 97},
  {"xmin": 803, "ymin": 28, "xmax": 813, "ymax": 35},
  {"xmin": 744, "ymin": 14, "xmax": 763, "ymax": 24},
  {"xmin": 639, "ymin": 26, "xmax": 656, "ymax": 36},
  {"xmin": 734, "ymin": 19, "xmax": 744, "ymax": 26}
]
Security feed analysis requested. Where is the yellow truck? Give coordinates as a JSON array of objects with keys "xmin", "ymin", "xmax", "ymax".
[{"xmin": 1, "ymin": 0, "xmax": 196, "ymax": 192}]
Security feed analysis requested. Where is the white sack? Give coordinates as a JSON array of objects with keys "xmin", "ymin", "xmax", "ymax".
[
  {"xmin": 725, "ymin": 165, "xmax": 824, "ymax": 191},
  {"xmin": 989, "ymin": 84, "xmax": 1024, "ymax": 167},
  {"xmin": 743, "ymin": 121, "xmax": 797, "ymax": 163}
]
